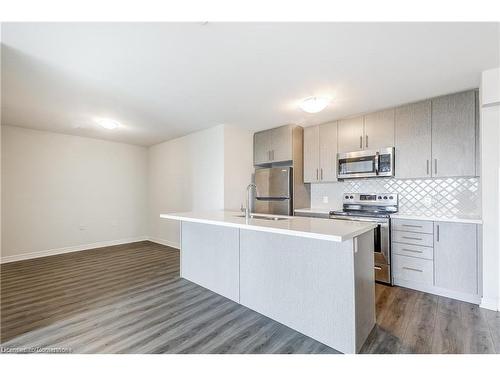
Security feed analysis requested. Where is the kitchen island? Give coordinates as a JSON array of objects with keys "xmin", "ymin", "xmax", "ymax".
[{"xmin": 160, "ymin": 211, "xmax": 376, "ymax": 353}]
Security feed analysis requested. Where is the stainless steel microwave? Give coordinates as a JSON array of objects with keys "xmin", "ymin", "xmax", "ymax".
[{"xmin": 337, "ymin": 147, "xmax": 395, "ymax": 179}]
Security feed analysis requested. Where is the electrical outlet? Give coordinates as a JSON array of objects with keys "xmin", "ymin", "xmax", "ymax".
[{"xmin": 322, "ymin": 196, "xmax": 329, "ymax": 204}]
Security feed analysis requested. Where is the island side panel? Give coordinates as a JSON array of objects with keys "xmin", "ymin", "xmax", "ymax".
[
  {"xmin": 181, "ymin": 221, "xmax": 240, "ymax": 302},
  {"xmin": 239, "ymin": 229, "xmax": 356, "ymax": 353},
  {"xmin": 353, "ymin": 230, "xmax": 376, "ymax": 353}
]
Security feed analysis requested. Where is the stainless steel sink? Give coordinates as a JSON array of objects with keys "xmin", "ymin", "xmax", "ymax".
[{"xmin": 234, "ymin": 214, "xmax": 288, "ymax": 221}]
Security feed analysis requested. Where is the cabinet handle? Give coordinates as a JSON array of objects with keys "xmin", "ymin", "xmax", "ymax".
[
  {"xmin": 403, "ymin": 266, "xmax": 423, "ymax": 273},
  {"xmin": 359, "ymin": 136, "xmax": 363, "ymax": 149},
  {"xmin": 402, "ymin": 236, "xmax": 422, "ymax": 241},
  {"xmin": 320, "ymin": 168, "xmax": 323, "ymax": 180},
  {"xmin": 426, "ymin": 160, "xmax": 430, "ymax": 175},
  {"xmin": 436, "ymin": 224, "xmax": 440, "ymax": 242},
  {"xmin": 434, "ymin": 159, "xmax": 438, "ymax": 175},
  {"xmin": 366, "ymin": 135, "xmax": 368, "ymax": 148},
  {"xmin": 402, "ymin": 224, "xmax": 423, "ymax": 228},
  {"xmin": 268, "ymin": 150, "xmax": 271, "ymax": 161},
  {"xmin": 374, "ymin": 266, "xmax": 382, "ymax": 271},
  {"xmin": 272, "ymin": 150, "xmax": 275, "ymax": 160},
  {"xmin": 402, "ymin": 248, "xmax": 424, "ymax": 254},
  {"xmin": 316, "ymin": 168, "xmax": 319, "ymax": 180}
]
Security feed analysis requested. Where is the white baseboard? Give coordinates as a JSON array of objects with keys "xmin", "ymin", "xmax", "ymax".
[
  {"xmin": 480, "ymin": 297, "xmax": 500, "ymax": 311},
  {"xmin": 393, "ymin": 278, "xmax": 482, "ymax": 305},
  {"xmin": 1, "ymin": 235, "xmax": 180, "ymax": 264},
  {"xmin": 0, "ymin": 236, "xmax": 149, "ymax": 264},
  {"xmin": 148, "ymin": 237, "xmax": 180, "ymax": 249}
]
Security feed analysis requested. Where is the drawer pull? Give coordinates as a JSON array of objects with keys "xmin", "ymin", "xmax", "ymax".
[
  {"xmin": 402, "ymin": 266, "xmax": 423, "ymax": 273},
  {"xmin": 402, "ymin": 248, "xmax": 423, "ymax": 254},
  {"xmin": 402, "ymin": 236, "xmax": 422, "ymax": 241},
  {"xmin": 401, "ymin": 224, "xmax": 423, "ymax": 228},
  {"xmin": 374, "ymin": 266, "xmax": 382, "ymax": 270}
]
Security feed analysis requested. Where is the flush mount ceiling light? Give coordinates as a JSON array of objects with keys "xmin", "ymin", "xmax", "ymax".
[
  {"xmin": 96, "ymin": 118, "xmax": 121, "ymax": 130},
  {"xmin": 299, "ymin": 96, "xmax": 330, "ymax": 113}
]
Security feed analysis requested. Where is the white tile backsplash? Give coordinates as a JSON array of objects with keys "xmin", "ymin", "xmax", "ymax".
[{"xmin": 310, "ymin": 177, "xmax": 480, "ymax": 218}]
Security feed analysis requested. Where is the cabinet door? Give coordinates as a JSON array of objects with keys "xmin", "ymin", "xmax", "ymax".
[
  {"xmin": 363, "ymin": 108, "xmax": 395, "ymax": 149},
  {"xmin": 337, "ymin": 116, "xmax": 364, "ymax": 153},
  {"xmin": 319, "ymin": 121, "xmax": 338, "ymax": 182},
  {"xmin": 434, "ymin": 222, "xmax": 477, "ymax": 295},
  {"xmin": 253, "ymin": 130, "xmax": 271, "ymax": 165},
  {"xmin": 394, "ymin": 101, "xmax": 432, "ymax": 179},
  {"xmin": 303, "ymin": 126, "xmax": 320, "ymax": 183},
  {"xmin": 431, "ymin": 91, "xmax": 476, "ymax": 177},
  {"xmin": 271, "ymin": 125, "xmax": 293, "ymax": 162}
]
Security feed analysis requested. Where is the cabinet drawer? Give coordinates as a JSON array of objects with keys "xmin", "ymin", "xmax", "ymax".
[
  {"xmin": 391, "ymin": 219, "xmax": 433, "ymax": 234},
  {"xmin": 392, "ymin": 230, "xmax": 434, "ymax": 247},
  {"xmin": 393, "ymin": 254, "xmax": 434, "ymax": 286},
  {"xmin": 392, "ymin": 242, "xmax": 433, "ymax": 260}
]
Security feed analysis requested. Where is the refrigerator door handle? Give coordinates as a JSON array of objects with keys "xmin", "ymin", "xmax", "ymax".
[{"xmin": 255, "ymin": 196, "xmax": 290, "ymax": 201}]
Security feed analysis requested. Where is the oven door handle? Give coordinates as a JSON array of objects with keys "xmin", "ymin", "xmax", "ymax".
[
  {"xmin": 374, "ymin": 152, "xmax": 380, "ymax": 175},
  {"xmin": 330, "ymin": 215, "xmax": 388, "ymax": 224}
]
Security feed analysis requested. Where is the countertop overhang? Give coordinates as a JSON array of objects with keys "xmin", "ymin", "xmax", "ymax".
[{"xmin": 160, "ymin": 211, "xmax": 376, "ymax": 242}]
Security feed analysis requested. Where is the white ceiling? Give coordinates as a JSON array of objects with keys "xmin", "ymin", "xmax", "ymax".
[{"xmin": 1, "ymin": 22, "xmax": 499, "ymax": 146}]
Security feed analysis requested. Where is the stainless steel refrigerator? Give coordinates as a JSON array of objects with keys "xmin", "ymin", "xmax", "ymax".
[{"xmin": 254, "ymin": 167, "xmax": 292, "ymax": 216}]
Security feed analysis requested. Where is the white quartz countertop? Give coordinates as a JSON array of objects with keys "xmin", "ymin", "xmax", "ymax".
[
  {"xmin": 160, "ymin": 211, "xmax": 376, "ymax": 242},
  {"xmin": 390, "ymin": 212, "xmax": 482, "ymax": 225}
]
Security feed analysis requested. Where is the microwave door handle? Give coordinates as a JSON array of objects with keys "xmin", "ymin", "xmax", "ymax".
[{"xmin": 375, "ymin": 152, "xmax": 380, "ymax": 175}]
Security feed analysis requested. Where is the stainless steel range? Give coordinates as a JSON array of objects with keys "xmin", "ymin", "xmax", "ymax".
[{"xmin": 330, "ymin": 193, "xmax": 398, "ymax": 284}]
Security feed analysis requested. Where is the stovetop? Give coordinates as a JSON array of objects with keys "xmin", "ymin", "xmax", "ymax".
[
  {"xmin": 330, "ymin": 209, "xmax": 394, "ymax": 219},
  {"xmin": 330, "ymin": 192, "xmax": 399, "ymax": 219}
]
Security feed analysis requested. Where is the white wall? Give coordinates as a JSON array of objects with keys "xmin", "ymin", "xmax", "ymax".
[
  {"xmin": 148, "ymin": 125, "xmax": 225, "ymax": 248},
  {"xmin": 223, "ymin": 125, "xmax": 254, "ymax": 211},
  {"xmin": 480, "ymin": 67, "xmax": 500, "ymax": 311},
  {"xmin": 148, "ymin": 124, "xmax": 254, "ymax": 248},
  {"xmin": 1, "ymin": 126, "xmax": 148, "ymax": 261}
]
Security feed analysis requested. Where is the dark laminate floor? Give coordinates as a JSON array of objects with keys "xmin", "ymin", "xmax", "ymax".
[{"xmin": 1, "ymin": 241, "xmax": 499, "ymax": 354}]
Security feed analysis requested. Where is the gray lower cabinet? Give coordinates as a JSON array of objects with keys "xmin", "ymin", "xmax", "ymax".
[
  {"xmin": 392, "ymin": 219, "xmax": 479, "ymax": 303},
  {"xmin": 434, "ymin": 222, "xmax": 478, "ymax": 295},
  {"xmin": 431, "ymin": 91, "xmax": 477, "ymax": 177},
  {"xmin": 394, "ymin": 100, "xmax": 432, "ymax": 179}
]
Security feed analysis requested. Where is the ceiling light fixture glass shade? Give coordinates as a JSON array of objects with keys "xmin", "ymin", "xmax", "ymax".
[
  {"xmin": 299, "ymin": 96, "xmax": 330, "ymax": 113},
  {"xmin": 96, "ymin": 118, "xmax": 121, "ymax": 130}
]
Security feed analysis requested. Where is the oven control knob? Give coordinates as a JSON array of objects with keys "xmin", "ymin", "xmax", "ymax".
[
  {"xmin": 345, "ymin": 195, "xmax": 349, "ymax": 199},
  {"xmin": 349, "ymin": 195, "xmax": 354, "ymax": 199},
  {"xmin": 383, "ymin": 196, "xmax": 388, "ymax": 199},
  {"xmin": 378, "ymin": 196, "xmax": 382, "ymax": 200},
  {"xmin": 389, "ymin": 196, "xmax": 393, "ymax": 200}
]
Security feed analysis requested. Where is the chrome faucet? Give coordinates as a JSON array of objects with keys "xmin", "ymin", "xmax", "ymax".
[{"xmin": 245, "ymin": 183, "xmax": 257, "ymax": 220}]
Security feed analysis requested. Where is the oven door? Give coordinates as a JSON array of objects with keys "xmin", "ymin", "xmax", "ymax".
[
  {"xmin": 330, "ymin": 215, "xmax": 392, "ymax": 284},
  {"xmin": 337, "ymin": 150, "xmax": 377, "ymax": 179}
]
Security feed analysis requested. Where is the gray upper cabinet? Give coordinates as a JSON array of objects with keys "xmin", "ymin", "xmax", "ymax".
[
  {"xmin": 253, "ymin": 125, "xmax": 293, "ymax": 165},
  {"xmin": 364, "ymin": 109, "xmax": 395, "ymax": 150},
  {"xmin": 338, "ymin": 116, "xmax": 364, "ymax": 153},
  {"xmin": 319, "ymin": 122, "xmax": 338, "ymax": 182},
  {"xmin": 303, "ymin": 122, "xmax": 337, "ymax": 183},
  {"xmin": 271, "ymin": 125, "xmax": 293, "ymax": 163},
  {"xmin": 434, "ymin": 222, "xmax": 478, "ymax": 295},
  {"xmin": 431, "ymin": 91, "xmax": 476, "ymax": 177},
  {"xmin": 303, "ymin": 126, "xmax": 320, "ymax": 182},
  {"xmin": 254, "ymin": 131, "xmax": 272, "ymax": 165},
  {"xmin": 395, "ymin": 100, "xmax": 432, "ymax": 179}
]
